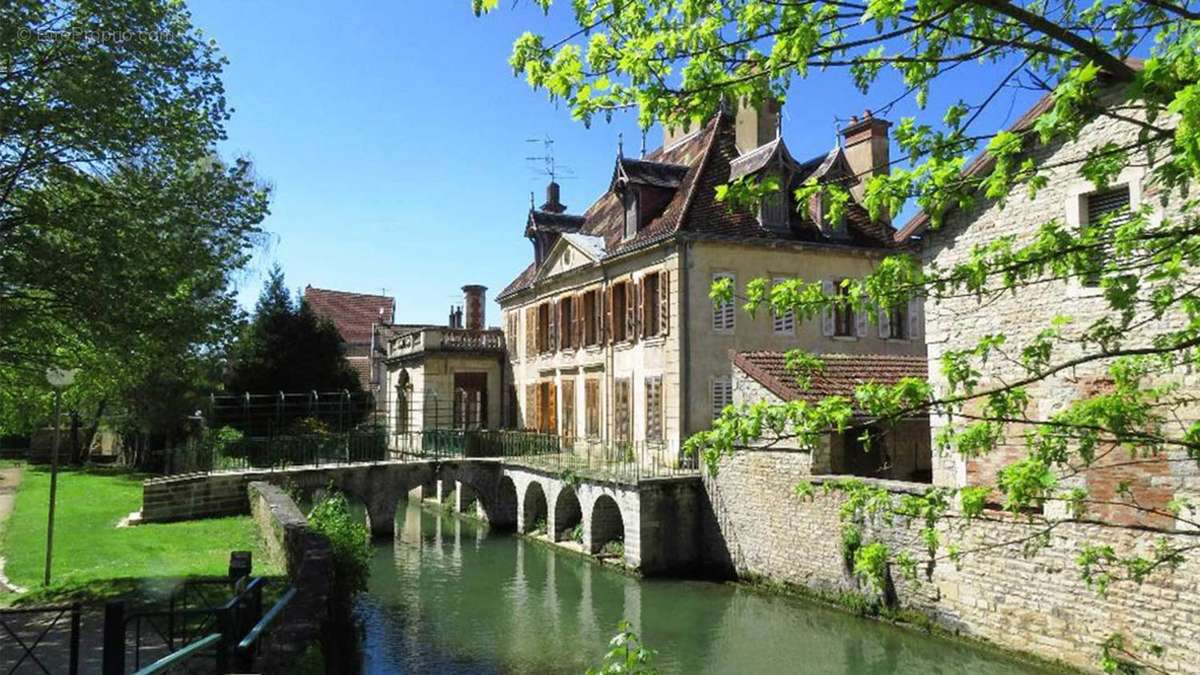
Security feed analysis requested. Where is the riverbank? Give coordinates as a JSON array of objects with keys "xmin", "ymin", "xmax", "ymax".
[{"xmin": 0, "ymin": 463, "xmax": 279, "ymax": 604}]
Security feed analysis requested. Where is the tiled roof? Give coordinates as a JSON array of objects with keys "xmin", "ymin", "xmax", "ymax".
[
  {"xmin": 728, "ymin": 137, "xmax": 803, "ymax": 182},
  {"xmin": 733, "ymin": 351, "xmax": 928, "ymax": 408},
  {"xmin": 527, "ymin": 210, "xmax": 586, "ymax": 235},
  {"xmin": 303, "ymin": 287, "xmax": 394, "ymax": 346},
  {"xmin": 561, "ymin": 232, "xmax": 606, "ymax": 260},
  {"xmin": 500, "ymin": 110, "xmax": 903, "ymax": 300}
]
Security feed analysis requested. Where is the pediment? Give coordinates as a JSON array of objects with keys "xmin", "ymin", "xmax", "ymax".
[{"xmin": 534, "ymin": 233, "xmax": 605, "ymax": 281}]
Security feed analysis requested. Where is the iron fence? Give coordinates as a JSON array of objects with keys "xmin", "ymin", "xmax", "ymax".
[
  {"xmin": 502, "ymin": 439, "xmax": 699, "ymax": 483},
  {"xmin": 0, "ymin": 603, "xmax": 81, "ymax": 675}
]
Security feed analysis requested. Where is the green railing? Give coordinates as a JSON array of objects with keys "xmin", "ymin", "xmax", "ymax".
[
  {"xmin": 166, "ymin": 430, "xmax": 388, "ymax": 475},
  {"xmin": 392, "ymin": 429, "xmax": 561, "ymax": 460}
]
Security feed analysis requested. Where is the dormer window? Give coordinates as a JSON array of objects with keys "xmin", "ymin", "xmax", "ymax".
[
  {"xmin": 759, "ymin": 185, "xmax": 789, "ymax": 232},
  {"xmin": 812, "ymin": 192, "xmax": 847, "ymax": 239},
  {"xmin": 623, "ymin": 187, "xmax": 639, "ymax": 239}
]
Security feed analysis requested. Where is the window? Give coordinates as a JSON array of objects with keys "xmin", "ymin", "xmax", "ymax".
[
  {"xmin": 711, "ymin": 376, "xmax": 732, "ymax": 421},
  {"xmin": 507, "ymin": 312, "xmax": 519, "ymax": 358},
  {"xmin": 453, "ymin": 372, "xmax": 487, "ymax": 430},
  {"xmin": 561, "ymin": 378, "xmax": 576, "ymax": 440},
  {"xmin": 535, "ymin": 380, "xmax": 557, "ymax": 434},
  {"xmin": 612, "ymin": 281, "xmax": 628, "ymax": 342},
  {"xmin": 1083, "ymin": 186, "xmax": 1132, "ymax": 287},
  {"xmin": 537, "ymin": 303, "xmax": 551, "ymax": 353},
  {"xmin": 759, "ymin": 185, "xmax": 788, "ymax": 231},
  {"xmin": 585, "ymin": 378, "xmax": 600, "ymax": 438},
  {"xmin": 772, "ymin": 277, "xmax": 794, "ymax": 335},
  {"xmin": 889, "ymin": 305, "xmax": 907, "ymax": 339},
  {"xmin": 614, "ymin": 378, "xmax": 632, "ymax": 444},
  {"xmin": 624, "ymin": 188, "xmax": 639, "ymax": 239},
  {"xmin": 834, "ymin": 280, "xmax": 855, "ymax": 337},
  {"xmin": 560, "ymin": 296, "xmax": 574, "ymax": 350},
  {"xmin": 712, "ymin": 273, "xmax": 735, "ymax": 333},
  {"xmin": 643, "ymin": 272, "xmax": 661, "ymax": 337},
  {"xmin": 645, "ymin": 376, "xmax": 663, "ymax": 442},
  {"xmin": 583, "ymin": 290, "xmax": 598, "ymax": 346}
]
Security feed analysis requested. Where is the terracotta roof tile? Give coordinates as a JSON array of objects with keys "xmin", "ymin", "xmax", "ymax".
[
  {"xmin": 733, "ymin": 351, "xmax": 927, "ymax": 408},
  {"xmin": 303, "ymin": 287, "xmax": 394, "ymax": 346}
]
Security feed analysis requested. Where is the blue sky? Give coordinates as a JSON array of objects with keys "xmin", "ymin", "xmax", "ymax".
[{"xmin": 187, "ymin": 1, "xmax": 1041, "ymax": 325}]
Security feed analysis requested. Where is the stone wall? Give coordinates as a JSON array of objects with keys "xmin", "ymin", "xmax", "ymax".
[
  {"xmin": 143, "ymin": 471, "xmax": 257, "ymax": 521},
  {"xmin": 703, "ymin": 449, "xmax": 1200, "ymax": 674}
]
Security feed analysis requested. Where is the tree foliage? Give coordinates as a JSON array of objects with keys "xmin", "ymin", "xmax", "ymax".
[
  {"xmin": 0, "ymin": 0, "xmax": 270, "ymax": 450},
  {"xmin": 225, "ymin": 266, "xmax": 362, "ymax": 395},
  {"xmin": 483, "ymin": 0, "xmax": 1200, "ymax": 669}
]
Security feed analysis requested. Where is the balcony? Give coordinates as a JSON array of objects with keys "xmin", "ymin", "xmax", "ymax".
[{"xmin": 390, "ymin": 327, "xmax": 506, "ymax": 359}]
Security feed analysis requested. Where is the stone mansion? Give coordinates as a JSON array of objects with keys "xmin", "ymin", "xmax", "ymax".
[{"xmin": 496, "ymin": 101, "xmax": 927, "ymax": 470}]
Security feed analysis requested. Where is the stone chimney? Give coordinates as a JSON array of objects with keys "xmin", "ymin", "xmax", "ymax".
[
  {"xmin": 462, "ymin": 285, "xmax": 487, "ymax": 331},
  {"xmin": 540, "ymin": 181, "xmax": 567, "ymax": 214},
  {"xmin": 840, "ymin": 110, "xmax": 891, "ymax": 206},
  {"xmin": 734, "ymin": 97, "xmax": 781, "ymax": 155}
]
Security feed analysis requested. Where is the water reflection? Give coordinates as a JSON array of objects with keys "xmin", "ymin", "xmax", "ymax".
[{"xmin": 358, "ymin": 500, "xmax": 1052, "ymax": 675}]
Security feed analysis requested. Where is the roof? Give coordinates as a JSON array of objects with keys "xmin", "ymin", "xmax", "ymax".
[
  {"xmin": 526, "ymin": 210, "xmax": 586, "ymax": 236},
  {"xmin": 614, "ymin": 157, "xmax": 690, "ymax": 189},
  {"xmin": 732, "ymin": 351, "xmax": 928, "ymax": 409},
  {"xmin": 500, "ymin": 110, "xmax": 903, "ymax": 301},
  {"xmin": 728, "ymin": 137, "xmax": 803, "ymax": 182},
  {"xmin": 561, "ymin": 232, "xmax": 607, "ymax": 260},
  {"xmin": 303, "ymin": 287, "xmax": 395, "ymax": 346}
]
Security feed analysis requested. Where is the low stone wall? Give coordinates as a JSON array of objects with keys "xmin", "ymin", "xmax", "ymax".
[
  {"xmin": 703, "ymin": 449, "xmax": 1200, "ymax": 674},
  {"xmin": 143, "ymin": 471, "xmax": 261, "ymax": 522}
]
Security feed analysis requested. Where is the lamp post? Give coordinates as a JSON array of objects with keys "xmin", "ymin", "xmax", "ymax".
[{"xmin": 44, "ymin": 366, "xmax": 78, "ymax": 587}]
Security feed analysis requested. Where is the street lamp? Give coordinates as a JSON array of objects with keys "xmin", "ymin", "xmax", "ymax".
[{"xmin": 44, "ymin": 366, "xmax": 78, "ymax": 587}]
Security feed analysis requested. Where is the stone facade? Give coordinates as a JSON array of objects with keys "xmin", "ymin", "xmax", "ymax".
[{"xmin": 703, "ymin": 450, "xmax": 1200, "ymax": 674}]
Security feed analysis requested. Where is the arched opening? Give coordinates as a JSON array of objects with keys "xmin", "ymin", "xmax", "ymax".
[
  {"xmin": 552, "ymin": 488, "xmax": 583, "ymax": 543},
  {"xmin": 487, "ymin": 475, "xmax": 519, "ymax": 531},
  {"xmin": 522, "ymin": 482, "xmax": 548, "ymax": 535},
  {"xmin": 589, "ymin": 495, "xmax": 625, "ymax": 558}
]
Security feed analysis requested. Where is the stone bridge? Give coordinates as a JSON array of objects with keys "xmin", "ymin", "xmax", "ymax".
[{"xmin": 142, "ymin": 460, "xmax": 704, "ymax": 574}]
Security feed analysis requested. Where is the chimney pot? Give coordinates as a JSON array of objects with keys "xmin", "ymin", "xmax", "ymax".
[
  {"xmin": 462, "ymin": 285, "xmax": 487, "ymax": 331},
  {"xmin": 539, "ymin": 181, "xmax": 567, "ymax": 214}
]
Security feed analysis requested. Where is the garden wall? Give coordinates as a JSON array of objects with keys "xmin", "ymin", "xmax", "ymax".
[{"xmin": 703, "ymin": 449, "xmax": 1200, "ymax": 674}]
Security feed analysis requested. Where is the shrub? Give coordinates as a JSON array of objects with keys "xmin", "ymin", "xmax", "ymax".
[
  {"xmin": 587, "ymin": 620, "xmax": 658, "ymax": 675},
  {"xmin": 308, "ymin": 491, "xmax": 370, "ymax": 596}
]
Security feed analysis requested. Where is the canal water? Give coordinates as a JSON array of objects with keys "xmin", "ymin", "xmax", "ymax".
[{"xmin": 357, "ymin": 500, "xmax": 1054, "ymax": 674}]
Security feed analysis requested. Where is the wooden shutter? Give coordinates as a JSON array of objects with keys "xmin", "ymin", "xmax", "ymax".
[
  {"xmin": 908, "ymin": 297, "xmax": 923, "ymax": 339},
  {"xmin": 575, "ymin": 293, "xmax": 584, "ymax": 347},
  {"xmin": 821, "ymin": 280, "xmax": 835, "ymax": 337},
  {"xmin": 635, "ymin": 277, "xmax": 645, "ymax": 339},
  {"xmin": 525, "ymin": 384, "xmax": 536, "ymax": 429},
  {"xmin": 548, "ymin": 300, "xmax": 557, "ymax": 352},
  {"xmin": 525, "ymin": 307, "xmax": 536, "ymax": 354},
  {"xmin": 855, "ymin": 299, "xmax": 868, "ymax": 338},
  {"xmin": 625, "ymin": 280, "xmax": 636, "ymax": 343},
  {"xmin": 878, "ymin": 306, "xmax": 891, "ymax": 339},
  {"xmin": 659, "ymin": 270, "xmax": 670, "ymax": 336},
  {"xmin": 604, "ymin": 287, "xmax": 614, "ymax": 344},
  {"xmin": 547, "ymin": 381, "xmax": 558, "ymax": 435}
]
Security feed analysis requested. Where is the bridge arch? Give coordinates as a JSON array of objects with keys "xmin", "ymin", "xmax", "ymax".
[
  {"xmin": 588, "ymin": 494, "xmax": 625, "ymax": 558},
  {"xmin": 521, "ymin": 481, "xmax": 548, "ymax": 534},
  {"xmin": 552, "ymin": 487, "xmax": 582, "ymax": 542}
]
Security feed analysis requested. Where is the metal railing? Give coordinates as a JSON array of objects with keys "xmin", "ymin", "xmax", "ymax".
[
  {"xmin": 0, "ymin": 603, "xmax": 81, "ymax": 675},
  {"xmin": 234, "ymin": 587, "xmax": 296, "ymax": 671},
  {"xmin": 165, "ymin": 429, "xmax": 388, "ymax": 475},
  {"xmin": 391, "ymin": 429, "xmax": 561, "ymax": 460},
  {"xmin": 502, "ymin": 439, "xmax": 699, "ymax": 483}
]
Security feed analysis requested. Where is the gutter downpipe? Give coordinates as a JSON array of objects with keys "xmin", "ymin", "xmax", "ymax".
[{"xmin": 678, "ymin": 239, "xmax": 690, "ymax": 456}]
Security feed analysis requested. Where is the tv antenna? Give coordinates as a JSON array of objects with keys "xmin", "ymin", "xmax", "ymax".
[{"xmin": 525, "ymin": 135, "xmax": 576, "ymax": 183}]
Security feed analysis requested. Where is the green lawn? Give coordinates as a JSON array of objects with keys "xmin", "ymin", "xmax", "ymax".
[{"xmin": 1, "ymin": 465, "xmax": 279, "ymax": 602}]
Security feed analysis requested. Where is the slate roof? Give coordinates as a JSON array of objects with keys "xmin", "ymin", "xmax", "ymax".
[
  {"xmin": 561, "ymin": 232, "xmax": 607, "ymax": 260},
  {"xmin": 500, "ymin": 110, "xmax": 903, "ymax": 301},
  {"xmin": 526, "ymin": 210, "xmax": 586, "ymax": 235},
  {"xmin": 615, "ymin": 157, "xmax": 690, "ymax": 189},
  {"xmin": 733, "ymin": 351, "xmax": 928, "ymax": 407},
  {"xmin": 303, "ymin": 287, "xmax": 395, "ymax": 346},
  {"xmin": 728, "ymin": 137, "xmax": 802, "ymax": 182}
]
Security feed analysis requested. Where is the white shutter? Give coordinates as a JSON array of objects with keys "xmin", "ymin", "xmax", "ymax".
[
  {"xmin": 908, "ymin": 298, "xmax": 923, "ymax": 340},
  {"xmin": 855, "ymin": 301, "xmax": 868, "ymax": 338},
  {"xmin": 713, "ymin": 273, "xmax": 735, "ymax": 333},
  {"xmin": 878, "ymin": 307, "xmax": 891, "ymax": 339},
  {"xmin": 772, "ymin": 277, "xmax": 795, "ymax": 335},
  {"xmin": 821, "ymin": 279, "xmax": 835, "ymax": 337}
]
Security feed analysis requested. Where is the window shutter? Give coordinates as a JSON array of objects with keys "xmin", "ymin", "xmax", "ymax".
[
  {"xmin": 526, "ymin": 384, "xmax": 537, "ymax": 430},
  {"xmin": 548, "ymin": 381, "xmax": 558, "ymax": 435},
  {"xmin": 855, "ymin": 304, "xmax": 868, "ymax": 338},
  {"xmin": 660, "ymin": 270, "xmax": 670, "ymax": 336},
  {"xmin": 594, "ymin": 290, "xmax": 603, "ymax": 344},
  {"xmin": 821, "ymin": 280, "xmax": 835, "ymax": 337},
  {"xmin": 548, "ymin": 300, "xmax": 557, "ymax": 352},
  {"xmin": 625, "ymin": 280, "xmax": 636, "ymax": 343},
  {"xmin": 574, "ymin": 293, "xmax": 583, "ymax": 347},
  {"xmin": 878, "ymin": 306, "xmax": 891, "ymax": 339},
  {"xmin": 526, "ymin": 307, "xmax": 536, "ymax": 355},
  {"xmin": 604, "ymin": 287, "xmax": 613, "ymax": 344},
  {"xmin": 635, "ymin": 277, "xmax": 645, "ymax": 338},
  {"xmin": 908, "ymin": 297, "xmax": 923, "ymax": 339}
]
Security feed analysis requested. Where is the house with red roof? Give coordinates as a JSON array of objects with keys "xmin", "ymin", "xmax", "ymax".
[
  {"xmin": 303, "ymin": 286, "xmax": 396, "ymax": 400},
  {"xmin": 497, "ymin": 100, "xmax": 926, "ymax": 470}
]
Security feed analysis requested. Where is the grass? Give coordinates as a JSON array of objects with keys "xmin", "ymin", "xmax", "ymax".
[{"xmin": 1, "ymin": 465, "xmax": 279, "ymax": 604}]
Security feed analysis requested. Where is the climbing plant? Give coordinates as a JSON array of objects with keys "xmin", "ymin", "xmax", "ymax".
[{"xmin": 477, "ymin": 0, "xmax": 1200, "ymax": 670}]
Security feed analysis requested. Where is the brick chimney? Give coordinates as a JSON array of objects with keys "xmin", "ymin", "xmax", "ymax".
[
  {"xmin": 462, "ymin": 285, "xmax": 487, "ymax": 330},
  {"xmin": 840, "ymin": 110, "xmax": 891, "ymax": 207}
]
